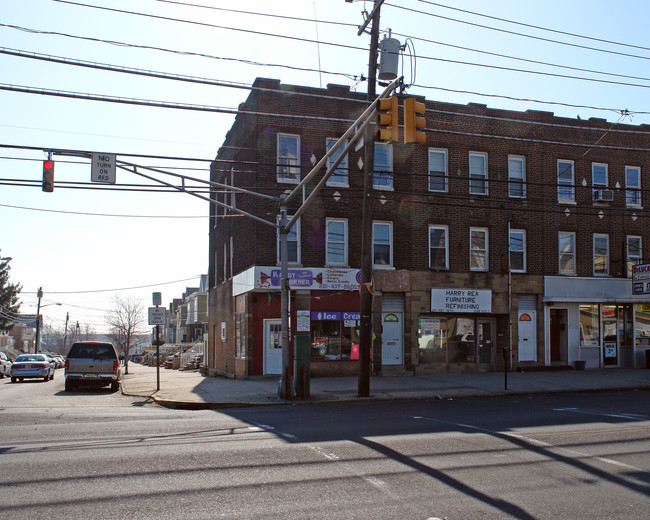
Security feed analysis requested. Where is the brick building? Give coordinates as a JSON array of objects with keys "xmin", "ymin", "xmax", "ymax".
[{"xmin": 207, "ymin": 77, "xmax": 650, "ymax": 379}]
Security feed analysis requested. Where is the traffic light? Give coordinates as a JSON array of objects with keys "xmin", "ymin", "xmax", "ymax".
[
  {"xmin": 403, "ymin": 97, "xmax": 426, "ymax": 144},
  {"xmin": 42, "ymin": 159, "xmax": 54, "ymax": 192},
  {"xmin": 376, "ymin": 95, "xmax": 398, "ymax": 142}
]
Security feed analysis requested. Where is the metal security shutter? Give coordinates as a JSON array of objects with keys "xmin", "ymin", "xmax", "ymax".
[
  {"xmin": 382, "ymin": 293, "xmax": 404, "ymax": 312},
  {"xmin": 518, "ymin": 295, "xmax": 536, "ymax": 311}
]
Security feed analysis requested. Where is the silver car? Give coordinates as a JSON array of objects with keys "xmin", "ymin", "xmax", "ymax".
[
  {"xmin": 0, "ymin": 351, "xmax": 11, "ymax": 378},
  {"xmin": 64, "ymin": 341, "xmax": 121, "ymax": 392},
  {"xmin": 10, "ymin": 354, "xmax": 55, "ymax": 382}
]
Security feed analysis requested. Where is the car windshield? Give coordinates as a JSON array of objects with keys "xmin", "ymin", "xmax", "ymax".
[{"xmin": 15, "ymin": 355, "xmax": 45, "ymax": 362}]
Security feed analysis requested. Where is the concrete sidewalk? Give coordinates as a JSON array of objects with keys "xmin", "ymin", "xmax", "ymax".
[{"xmin": 120, "ymin": 362, "xmax": 650, "ymax": 409}]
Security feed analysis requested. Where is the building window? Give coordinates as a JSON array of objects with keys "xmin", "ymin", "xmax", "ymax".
[
  {"xmin": 593, "ymin": 233, "xmax": 609, "ymax": 276},
  {"xmin": 592, "ymin": 162, "xmax": 608, "ymax": 201},
  {"xmin": 469, "ymin": 151, "xmax": 488, "ymax": 195},
  {"xmin": 557, "ymin": 160, "xmax": 575, "ymax": 202},
  {"xmin": 626, "ymin": 166, "xmax": 641, "ymax": 207},
  {"xmin": 508, "ymin": 155, "xmax": 526, "ymax": 198},
  {"xmin": 470, "ymin": 227, "xmax": 488, "ymax": 271},
  {"xmin": 277, "ymin": 133, "xmax": 300, "ymax": 182},
  {"xmin": 579, "ymin": 304, "xmax": 600, "ymax": 346},
  {"xmin": 373, "ymin": 221, "xmax": 393, "ymax": 267},
  {"xmin": 509, "ymin": 229, "xmax": 526, "ymax": 272},
  {"xmin": 277, "ymin": 217, "xmax": 300, "ymax": 265},
  {"xmin": 373, "ymin": 142, "xmax": 393, "ymax": 189},
  {"xmin": 558, "ymin": 231, "xmax": 576, "ymax": 275},
  {"xmin": 428, "ymin": 148, "xmax": 448, "ymax": 192},
  {"xmin": 429, "ymin": 225, "xmax": 448, "ymax": 269},
  {"xmin": 627, "ymin": 236, "xmax": 642, "ymax": 277},
  {"xmin": 326, "ymin": 138, "xmax": 348, "ymax": 186},
  {"xmin": 326, "ymin": 218, "xmax": 347, "ymax": 266}
]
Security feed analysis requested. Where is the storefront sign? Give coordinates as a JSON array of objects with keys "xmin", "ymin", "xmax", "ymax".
[
  {"xmin": 256, "ymin": 267, "xmax": 361, "ymax": 291},
  {"xmin": 311, "ymin": 311, "xmax": 341, "ymax": 321},
  {"xmin": 633, "ymin": 264, "xmax": 650, "ymax": 295},
  {"xmin": 430, "ymin": 289, "xmax": 492, "ymax": 313},
  {"xmin": 296, "ymin": 310, "xmax": 310, "ymax": 332}
]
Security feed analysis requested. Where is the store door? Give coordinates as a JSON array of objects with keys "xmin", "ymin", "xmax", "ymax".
[
  {"xmin": 264, "ymin": 319, "xmax": 283, "ymax": 375},
  {"xmin": 549, "ymin": 309, "xmax": 567, "ymax": 364},
  {"xmin": 382, "ymin": 312, "xmax": 403, "ymax": 365},
  {"xmin": 518, "ymin": 311, "xmax": 537, "ymax": 362},
  {"xmin": 477, "ymin": 319, "xmax": 495, "ymax": 369},
  {"xmin": 602, "ymin": 306, "xmax": 619, "ymax": 367}
]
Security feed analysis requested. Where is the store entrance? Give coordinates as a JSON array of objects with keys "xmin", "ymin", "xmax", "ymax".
[{"xmin": 477, "ymin": 319, "xmax": 495, "ymax": 370}]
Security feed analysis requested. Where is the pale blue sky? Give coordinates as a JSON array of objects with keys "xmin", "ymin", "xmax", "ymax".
[{"xmin": 1, "ymin": 0, "xmax": 649, "ymax": 332}]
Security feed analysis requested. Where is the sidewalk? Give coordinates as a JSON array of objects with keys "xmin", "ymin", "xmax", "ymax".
[{"xmin": 120, "ymin": 362, "xmax": 650, "ymax": 409}]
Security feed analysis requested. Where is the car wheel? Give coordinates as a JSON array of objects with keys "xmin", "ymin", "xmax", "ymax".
[
  {"xmin": 19, "ymin": 378, "xmax": 23, "ymax": 382},
  {"xmin": 0, "ymin": 369, "xmax": 4, "ymax": 379},
  {"xmin": 64, "ymin": 379, "xmax": 74, "ymax": 392},
  {"xmin": 44, "ymin": 375, "xmax": 49, "ymax": 382},
  {"xmin": 111, "ymin": 382, "xmax": 120, "ymax": 392},
  {"xmin": 11, "ymin": 377, "xmax": 17, "ymax": 383},
  {"xmin": 50, "ymin": 372, "xmax": 54, "ymax": 380}
]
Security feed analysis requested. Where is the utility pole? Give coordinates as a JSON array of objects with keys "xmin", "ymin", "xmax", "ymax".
[
  {"xmin": 358, "ymin": 0, "xmax": 383, "ymax": 397},
  {"xmin": 64, "ymin": 312, "xmax": 69, "ymax": 353},
  {"xmin": 34, "ymin": 286, "xmax": 43, "ymax": 353}
]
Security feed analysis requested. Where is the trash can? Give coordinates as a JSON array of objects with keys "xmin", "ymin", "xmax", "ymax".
[{"xmin": 293, "ymin": 334, "xmax": 310, "ymax": 399}]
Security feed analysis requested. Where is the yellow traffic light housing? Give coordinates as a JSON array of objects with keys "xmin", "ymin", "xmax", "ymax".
[
  {"xmin": 404, "ymin": 97, "xmax": 426, "ymax": 144},
  {"xmin": 377, "ymin": 95, "xmax": 398, "ymax": 142},
  {"xmin": 42, "ymin": 159, "xmax": 54, "ymax": 192}
]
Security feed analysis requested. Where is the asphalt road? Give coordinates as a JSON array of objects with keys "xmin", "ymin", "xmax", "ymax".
[{"xmin": 1, "ymin": 370, "xmax": 648, "ymax": 520}]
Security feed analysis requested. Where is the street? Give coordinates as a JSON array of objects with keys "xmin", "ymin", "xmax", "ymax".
[{"xmin": 1, "ymin": 372, "xmax": 648, "ymax": 519}]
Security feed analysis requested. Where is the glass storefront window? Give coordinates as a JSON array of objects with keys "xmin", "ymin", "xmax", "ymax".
[
  {"xmin": 635, "ymin": 305, "xmax": 650, "ymax": 347},
  {"xmin": 418, "ymin": 315, "xmax": 475, "ymax": 364},
  {"xmin": 310, "ymin": 313, "xmax": 359, "ymax": 360},
  {"xmin": 579, "ymin": 304, "xmax": 600, "ymax": 346}
]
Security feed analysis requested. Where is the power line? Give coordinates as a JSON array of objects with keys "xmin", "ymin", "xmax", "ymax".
[
  {"xmin": 0, "ymin": 202, "xmax": 209, "ymax": 219},
  {"xmin": 24, "ymin": 276, "xmax": 203, "ymax": 295}
]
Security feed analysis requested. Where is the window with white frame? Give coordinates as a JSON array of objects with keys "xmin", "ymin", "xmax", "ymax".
[
  {"xmin": 557, "ymin": 160, "xmax": 575, "ymax": 202},
  {"xmin": 469, "ymin": 151, "xmax": 488, "ymax": 195},
  {"xmin": 372, "ymin": 221, "xmax": 393, "ymax": 267},
  {"xmin": 593, "ymin": 233, "xmax": 609, "ymax": 276},
  {"xmin": 509, "ymin": 229, "xmax": 526, "ymax": 272},
  {"xmin": 429, "ymin": 225, "xmax": 448, "ymax": 269},
  {"xmin": 373, "ymin": 142, "xmax": 393, "ymax": 189},
  {"xmin": 625, "ymin": 166, "xmax": 641, "ymax": 207},
  {"xmin": 428, "ymin": 148, "xmax": 447, "ymax": 192},
  {"xmin": 326, "ymin": 138, "xmax": 348, "ymax": 186},
  {"xmin": 277, "ymin": 217, "xmax": 300, "ymax": 265},
  {"xmin": 592, "ymin": 163, "xmax": 608, "ymax": 200},
  {"xmin": 277, "ymin": 133, "xmax": 300, "ymax": 182},
  {"xmin": 508, "ymin": 155, "xmax": 526, "ymax": 198},
  {"xmin": 558, "ymin": 231, "xmax": 576, "ymax": 275},
  {"xmin": 326, "ymin": 218, "xmax": 347, "ymax": 265},
  {"xmin": 469, "ymin": 227, "xmax": 488, "ymax": 271},
  {"xmin": 627, "ymin": 235, "xmax": 642, "ymax": 278}
]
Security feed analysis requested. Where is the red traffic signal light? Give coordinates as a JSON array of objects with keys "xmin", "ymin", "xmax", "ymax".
[
  {"xmin": 377, "ymin": 95, "xmax": 398, "ymax": 142},
  {"xmin": 42, "ymin": 159, "xmax": 54, "ymax": 192}
]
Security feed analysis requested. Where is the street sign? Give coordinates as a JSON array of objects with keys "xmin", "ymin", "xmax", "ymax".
[
  {"xmin": 91, "ymin": 153, "xmax": 116, "ymax": 184},
  {"xmin": 152, "ymin": 292, "xmax": 161, "ymax": 306},
  {"xmin": 632, "ymin": 264, "xmax": 650, "ymax": 295},
  {"xmin": 148, "ymin": 307, "xmax": 166, "ymax": 326}
]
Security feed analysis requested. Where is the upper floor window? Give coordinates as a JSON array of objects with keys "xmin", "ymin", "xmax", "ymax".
[
  {"xmin": 372, "ymin": 221, "xmax": 393, "ymax": 268},
  {"xmin": 326, "ymin": 218, "xmax": 347, "ymax": 266},
  {"xmin": 470, "ymin": 227, "xmax": 488, "ymax": 271},
  {"xmin": 428, "ymin": 148, "xmax": 448, "ymax": 192},
  {"xmin": 557, "ymin": 160, "xmax": 575, "ymax": 202},
  {"xmin": 509, "ymin": 229, "xmax": 526, "ymax": 272},
  {"xmin": 508, "ymin": 155, "xmax": 526, "ymax": 198},
  {"xmin": 592, "ymin": 163, "xmax": 609, "ymax": 202},
  {"xmin": 593, "ymin": 233, "xmax": 609, "ymax": 276},
  {"xmin": 469, "ymin": 151, "xmax": 488, "ymax": 195},
  {"xmin": 374, "ymin": 143, "xmax": 393, "ymax": 190},
  {"xmin": 277, "ymin": 133, "xmax": 300, "ymax": 183},
  {"xmin": 627, "ymin": 236, "xmax": 642, "ymax": 278},
  {"xmin": 429, "ymin": 225, "xmax": 448, "ymax": 270},
  {"xmin": 626, "ymin": 166, "xmax": 642, "ymax": 207},
  {"xmin": 326, "ymin": 138, "xmax": 348, "ymax": 187},
  {"xmin": 277, "ymin": 217, "xmax": 300, "ymax": 265},
  {"xmin": 558, "ymin": 231, "xmax": 576, "ymax": 275}
]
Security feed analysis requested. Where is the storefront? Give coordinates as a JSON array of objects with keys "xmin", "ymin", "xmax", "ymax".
[
  {"xmin": 231, "ymin": 266, "xmax": 362, "ymax": 378},
  {"xmin": 544, "ymin": 277, "xmax": 650, "ymax": 368}
]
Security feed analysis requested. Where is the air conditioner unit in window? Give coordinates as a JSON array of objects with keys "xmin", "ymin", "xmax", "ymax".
[{"xmin": 594, "ymin": 189, "xmax": 614, "ymax": 202}]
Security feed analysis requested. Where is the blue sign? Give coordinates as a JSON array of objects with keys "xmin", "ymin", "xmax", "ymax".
[
  {"xmin": 311, "ymin": 311, "xmax": 341, "ymax": 321},
  {"xmin": 343, "ymin": 312, "xmax": 360, "ymax": 320}
]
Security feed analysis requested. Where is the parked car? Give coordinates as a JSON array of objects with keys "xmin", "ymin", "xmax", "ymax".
[
  {"xmin": 10, "ymin": 354, "xmax": 55, "ymax": 382},
  {"xmin": 64, "ymin": 341, "xmax": 121, "ymax": 392},
  {"xmin": 0, "ymin": 351, "xmax": 11, "ymax": 378},
  {"xmin": 50, "ymin": 355, "xmax": 65, "ymax": 369}
]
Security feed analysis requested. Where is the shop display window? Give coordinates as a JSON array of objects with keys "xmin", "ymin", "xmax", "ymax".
[
  {"xmin": 635, "ymin": 305, "xmax": 650, "ymax": 347},
  {"xmin": 310, "ymin": 313, "xmax": 359, "ymax": 360},
  {"xmin": 579, "ymin": 304, "xmax": 600, "ymax": 346},
  {"xmin": 418, "ymin": 316, "xmax": 475, "ymax": 364}
]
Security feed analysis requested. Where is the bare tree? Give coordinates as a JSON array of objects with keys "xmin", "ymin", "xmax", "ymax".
[{"xmin": 105, "ymin": 296, "xmax": 146, "ymax": 375}]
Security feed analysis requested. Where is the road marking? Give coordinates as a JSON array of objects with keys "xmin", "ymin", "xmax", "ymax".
[
  {"xmin": 309, "ymin": 445, "xmax": 339, "ymax": 460},
  {"xmin": 553, "ymin": 408, "xmax": 648, "ymax": 421}
]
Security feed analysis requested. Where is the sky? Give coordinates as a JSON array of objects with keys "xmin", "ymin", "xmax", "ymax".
[{"xmin": 1, "ymin": 0, "xmax": 649, "ymax": 334}]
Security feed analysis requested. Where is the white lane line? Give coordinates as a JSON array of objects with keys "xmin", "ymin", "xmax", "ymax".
[{"xmin": 553, "ymin": 408, "xmax": 648, "ymax": 421}]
